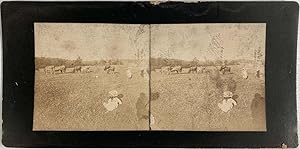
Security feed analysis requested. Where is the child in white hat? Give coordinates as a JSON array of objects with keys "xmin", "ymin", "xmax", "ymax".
[
  {"xmin": 218, "ymin": 90, "xmax": 237, "ymax": 112},
  {"xmin": 103, "ymin": 90, "xmax": 122, "ymax": 112}
]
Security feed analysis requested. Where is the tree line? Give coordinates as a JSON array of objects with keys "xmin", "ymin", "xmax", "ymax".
[
  {"xmin": 150, "ymin": 57, "xmax": 256, "ymax": 71},
  {"xmin": 36, "ymin": 56, "xmax": 258, "ymax": 70},
  {"xmin": 35, "ymin": 57, "xmax": 124, "ymax": 69}
]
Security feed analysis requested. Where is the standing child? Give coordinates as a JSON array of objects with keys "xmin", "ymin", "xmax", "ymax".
[
  {"xmin": 242, "ymin": 67, "xmax": 248, "ymax": 79},
  {"xmin": 126, "ymin": 69, "xmax": 133, "ymax": 79}
]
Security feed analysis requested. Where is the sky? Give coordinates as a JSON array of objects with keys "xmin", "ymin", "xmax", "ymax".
[
  {"xmin": 35, "ymin": 23, "xmax": 149, "ymax": 61},
  {"xmin": 35, "ymin": 23, "xmax": 265, "ymax": 61},
  {"xmin": 151, "ymin": 23, "xmax": 266, "ymax": 61}
]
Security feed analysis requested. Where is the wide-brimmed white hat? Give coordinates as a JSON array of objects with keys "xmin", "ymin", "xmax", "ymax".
[
  {"xmin": 223, "ymin": 91, "xmax": 233, "ymax": 98},
  {"xmin": 108, "ymin": 90, "xmax": 119, "ymax": 97}
]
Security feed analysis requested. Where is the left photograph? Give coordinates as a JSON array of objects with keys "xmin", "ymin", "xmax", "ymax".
[{"xmin": 33, "ymin": 23, "xmax": 150, "ymax": 130}]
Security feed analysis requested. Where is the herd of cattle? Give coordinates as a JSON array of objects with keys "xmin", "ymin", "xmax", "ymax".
[
  {"xmin": 39, "ymin": 64, "xmax": 261, "ymax": 79},
  {"xmin": 39, "ymin": 64, "xmax": 146, "ymax": 75},
  {"xmin": 41, "ymin": 65, "xmax": 115, "ymax": 74},
  {"xmin": 39, "ymin": 65, "xmax": 232, "ymax": 75},
  {"xmin": 156, "ymin": 65, "xmax": 231, "ymax": 75}
]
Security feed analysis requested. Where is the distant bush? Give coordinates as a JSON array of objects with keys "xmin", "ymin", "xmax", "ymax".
[
  {"xmin": 35, "ymin": 57, "xmax": 69, "ymax": 69},
  {"xmin": 150, "ymin": 58, "xmax": 193, "ymax": 70},
  {"xmin": 106, "ymin": 59, "xmax": 124, "ymax": 65},
  {"xmin": 150, "ymin": 58, "xmax": 218, "ymax": 70}
]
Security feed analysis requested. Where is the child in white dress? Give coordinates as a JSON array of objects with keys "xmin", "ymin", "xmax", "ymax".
[
  {"xmin": 126, "ymin": 69, "xmax": 132, "ymax": 79},
  {"xmin": 218, "ymin": 91, "xmax": 237, "ymax": 112},
  {"xmin": 242, "ymin": 67, "xmax": 248, "ymax": 79},
  {"xmin": 103, "ymin": 90, "xmax": 122, "ymax": 112}
]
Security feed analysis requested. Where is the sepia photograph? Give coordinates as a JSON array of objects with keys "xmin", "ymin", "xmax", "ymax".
[
  {"xmin": 34, "ymin": 23, "xmax": 266, "ymax": 131},
  {"xmin": 150, "ymin": 24, "xmax": 266, "ymax": 131},
  {"xmin": 3, "ymin": 2, "xmax": 299, "ymax": 147},
  {"xmin": 34, "ymin": 23, "xmax": 150, "ymax": 130}
]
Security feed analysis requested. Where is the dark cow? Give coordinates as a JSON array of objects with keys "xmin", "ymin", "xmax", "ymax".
[
  {"xmin": 104, "ymin": 65, "xmax": 115, "ymax": 74},
  {"xmin": 219, "ymin": 65, "xmax": 231, "ymax": 74},
  {"xmin": 74, "ymin": 66, "xmax": 81, "ymax": 73},
  {"xmin": 190, "ymin": 66, "xmax": 197, "ymax": 74}
]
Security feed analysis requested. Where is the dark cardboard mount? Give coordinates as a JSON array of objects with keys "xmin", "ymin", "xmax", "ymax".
[{"xmin": 1, "ymin": 1, "xmax": 299, "ymax": 148}]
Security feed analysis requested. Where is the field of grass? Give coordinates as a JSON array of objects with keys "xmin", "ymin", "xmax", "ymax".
[
  {"xmin": 34, "ymin": 64, "xmax": 265, "ymax": 131},
  {"xmin": 150, "ymin": 65, "xmax": 266, "ymax": 131},
  {"xmin": 33, "ymin": 65, "xmax": 150, "ymax": 131}
]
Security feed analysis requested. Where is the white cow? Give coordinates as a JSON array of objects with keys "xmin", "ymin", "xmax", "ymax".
[
  {"xmin": 81, "ymin": 66, "xmax": 92, "ymax": 73},
  {"xmin": 171, "ymin": 66, "xmax": 182, "ymax": 74},
  {"xmin": 54, "ymin": 65, "xmax": 66, "ymax": 74},
  {"xmin": 44, "ymin": 65, "xmax": 55, "ymax": 74},
  {"xmin": 161, "ymin": 66, "xmax": 171, "ymax": 75},
  {"xmin": 65, "ymin": 68, "xmax": 75, "ymax": 73}
]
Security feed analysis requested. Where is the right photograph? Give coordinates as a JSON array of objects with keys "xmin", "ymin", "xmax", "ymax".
[{"xmin": 150, "ymin": 23, "xmax": 266, "ymax": 131}]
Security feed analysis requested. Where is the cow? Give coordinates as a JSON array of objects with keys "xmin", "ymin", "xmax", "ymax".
[
  {"xmin": 53, "ymin": 65, "xmax": 66, "ymax": 74},
  {"xmin": 196, "ymin": 67, "xmax": 206, "ymax": 73},
  {"xmin": 74, "ymin": 66, "xmax": 81, "ymax": 73},
  {"xmin": 81, "ymin": 66, "xmax": 92, "ymax": 73},
  {"xmin": 66, "ymin": 68, "xmax": 75, "ymax": 73},
  {"xmin": 154, "ymin": 69, "xmax": 161, "ymax": 73},
  {"xmin": 44, "ymin": 65, "xmax": 55, "ymax": 74},
  {"xmin": 37, "ymin": 68, "xmax": 45, "ymax": 73},
  {"xmin": 202, "ymin": 67, "xmax": 213, "ymax": 73},
  {"xmin": 104, "ymin": 65, "xmax": 115, "ymax": 74},
  {"xmin": 219, "ymin": 65, "xmax": 231, "ymax": 74},
  {"xmin": 190, "ymin": 66, "xmax": 197, "ymax": 74},
  {"xmin": 181, "ymin": 68, "xmax": 191, "ymax": 74},
  {"xmin": 170, "ymin": 66, "xmax": 182, "ymax": 74},
  {"xmin": 161, "ymin": 66, "xmax": 171, "ymax": 75}
]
